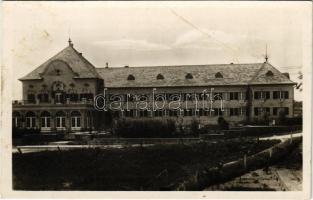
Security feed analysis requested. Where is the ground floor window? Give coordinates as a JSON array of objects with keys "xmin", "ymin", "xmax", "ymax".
[
  {"xmin": 41, "ymin": 117, "xmax": 51, "ymax": 128},
  {"xmin": 71, "ymin": 111, "xmax": 81, "ymax": 128},
  {"xmin": 56, "ymin": 117, "xmax": 65, "ymax": 128},
  {"xmin": 40, "ymin": 111, "xmax": 51, "ymax": 128},
  {"xmin": 26, "ymin": 117, "xmax": 36, "ymax": 128}
]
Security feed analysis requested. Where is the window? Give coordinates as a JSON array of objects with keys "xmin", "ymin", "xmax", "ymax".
[
  {"xmin": 184, "ymin": 109, "xmax": 192, "ymax": 116},
  {"xmin": 254, "ymin": 91, "xmax": 270, "ymax": 100},
  {"xmin": 27, "ymin": 94, "xmax": 36, "ymax": 103},
  {"xmin": 139, "ymin": 110, "xmax": 148, "ymax": 117},
  {"xmin": 38, "ymin": 92, "xmax": 49, "ymax": 103},
  {"xmin": 56, "ymin": 111, "xmax": 66, "ymax": 128},
  {"xmin": 273, "ymin": 91, "xmax": 280, "ymax": 99},
  {"xmin": 254, "ymin": 107, "xmax": 270, "ymax": 116},
  {"xmin": 273, "ymin": 91, "xmax": 289, "ymax": 99},
  {"xmin": 215, "ymin": 72, "xmax": 223, "ymax": 78},
  {"xmin": 40, "ymin": 111, "xmax": 51, "ymax": 128},
  {"xmin": 71, "ymin": 111, "xmax": 81, "ymax": 129},
  {"xmin": 156, "ymin": 74, "xmax": 164, "ymax": 80},
  {"xmin": 229, "ymin": 92, "xmax": 239, "ymax": 100},
  {"xmin": 26, "ymin": 112, "xmax": 36, "ymax": 128},
  {"xmin": 169, "ymin": 110, "xmax": 178, "ymax": 117},
  {"xmin": 198, "ymin": 109, "xmax": 205, "ymax": 116},
  {"xmin": 214, "ymin": 108, "xmax": 223, "ymax": 116},
  {"xmin": 127, "ymin": 74, "xmax": 135, "ymax": 80},
  {"xmin": 284, "ymin": 107, "xmax": 289, "ymax": 115},
  {"xmin": 273, "ymin": 107, "xmax": 278, "ymax": 116},
  {"xmin": 283, "ymin": 91, "xmax": 289, "ymax": 99},
  {"xmin": 125, "ymin": 110, "xmax": 135, "ymax": 117},
  {"xmin": 185, "ymin": 73, "xmax": 193, "ymax": 79},
  {"xmin": 13, "ymin": 112, "xmax": 22, "ymax": 128},
  {"xmin": 266, "ymin": 70, "xmax": 274, "ymax": 77},
  {"xmin": 230, "ymin": 108, "xmax": 239, "ymax": 116},
  {"xmin": 154, "ymin": 110, "xmax": 163, "ymax": 117}
]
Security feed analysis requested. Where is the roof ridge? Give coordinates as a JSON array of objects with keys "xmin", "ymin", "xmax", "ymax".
[{"xmin": 96, "ymin": 62, "xmax": 264, "ymax": 70}]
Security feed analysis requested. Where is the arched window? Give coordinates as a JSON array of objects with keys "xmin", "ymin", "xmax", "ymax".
[
  {"xmin": 215, "ymin": 72, "xmax": 223, "ymax": 78},
  {"xmin": 156, "ymin": 74, "xmax": 164, "ymax": 80},
  {"xmin": 56, "ymin": 111, "xmax": 66, "ymax": 129},
  {"xmin": 185, "ymin": 73, "xmax": 193, "ymax": 79},
  {"xmin": 12, "ymin": 111, "xmax": 22, "ymax": 128},
  {"xmin": 127, "ymin": 74, "xmax": 135, "ymax": 81},
  {"xmin": 266, "ymin": 70, "xmax": 274, "ymax": 77},
  {"xmin": 71, "ymin": 111, "xmax": 81, "ymax": 130},
  {"xmin": 26, "ymin": 111, "xmax": 36, "ymax": 128},
  {"xmin": 40, "ymin": 111, "xmax": 51, "ymax": 128}
]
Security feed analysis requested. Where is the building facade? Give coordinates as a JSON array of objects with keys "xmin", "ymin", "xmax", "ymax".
[{"xmin": 12, "ymin": 40, "xmax": 296, "ymax": 133}]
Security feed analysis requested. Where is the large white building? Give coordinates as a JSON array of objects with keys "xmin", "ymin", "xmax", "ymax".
[{"xmin": 12, "ymin": 40, "xmax": 296, "ymax": 132}]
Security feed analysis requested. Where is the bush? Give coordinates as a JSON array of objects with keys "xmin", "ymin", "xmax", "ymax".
[
  {"xmin": 114, "ymin": 119, "xmax": 176, "ymax": 138},
  {"xmin": 13, "ymin": 128, "xmax": 41, "ymax": 138},
  {"xmin": 190, "ymin": 119, "xmax": 200, "ymax": 137},
  {"xmin": 217, "ymin": 117, "xmax": 229, "ymax": 130}
]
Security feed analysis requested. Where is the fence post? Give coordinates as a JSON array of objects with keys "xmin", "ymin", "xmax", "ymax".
[
  {"xmin": 243, "ymin": 154, "xmax": 247, "ymax": 169},
  {"xmin": 290, "ymin": 132, "xmax": 293, "ymax": 144}
]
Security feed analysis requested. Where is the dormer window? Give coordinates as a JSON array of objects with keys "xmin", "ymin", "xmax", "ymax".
[
  {"xmin": 266, "ymin": 70, "xmax": 274, "ymax": 77},
  {"xmin": 55, "ymin": 69, "xmax": 61, "ymax": 76},
  {"xmin": 215, "ymin": 72, "xmax": 223, "ymax": 78},
  {"xmin": 185, "ymin": 73, "xmax": 193, "ymax": 79},
  {"xmin": 127, "ymin": 74, "xmax": 135, "ymax": 81},
  {"xmin": 156, "ymin": 74, "xmax": 164, "ymax": 80}
]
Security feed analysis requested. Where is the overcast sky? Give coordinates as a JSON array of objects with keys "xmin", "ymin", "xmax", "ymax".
[{"xmin": 3, "ymin": 1, "xmax": 311, "ymax": 100}]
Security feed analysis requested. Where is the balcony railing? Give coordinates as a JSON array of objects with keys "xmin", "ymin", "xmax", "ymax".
[{"xmin": 12, "ymin": 99, "xmax": 94, "ymax": 105}]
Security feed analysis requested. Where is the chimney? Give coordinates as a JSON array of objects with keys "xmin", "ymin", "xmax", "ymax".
[
  {"xmin": 124, "ymin": 65, "xmax": 129, "ymax": 68},
  {"xmin": 230, "ymin": 62, "xmax": 234, "ymax": 65},
  {"xmin": 106, "ymin": 62, "xmax": 109, "ymax": 68}
]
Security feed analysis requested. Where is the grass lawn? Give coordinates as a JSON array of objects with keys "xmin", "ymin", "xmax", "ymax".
[{"xmin": 13, "ymin": 138, "xmax": 280, "ymax": 191}]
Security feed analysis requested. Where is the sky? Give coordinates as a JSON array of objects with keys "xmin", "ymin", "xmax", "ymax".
[{"xmin": 2, "ymin": 1, "xmax": 311, "ymax": 101}]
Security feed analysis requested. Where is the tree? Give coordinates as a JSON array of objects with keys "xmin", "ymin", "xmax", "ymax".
[{"xmin": 296, "ymin": 71, "xmax": 303, "ymax": 92}]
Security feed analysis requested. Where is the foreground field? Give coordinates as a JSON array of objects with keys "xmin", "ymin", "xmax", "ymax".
[{"xmin": 13, "ymin": 138, "xmax": 280, "ymax": 190}]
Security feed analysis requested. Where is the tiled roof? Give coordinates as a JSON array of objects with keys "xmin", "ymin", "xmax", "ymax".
[
  {"xmin": 96, "ymin": 62, "xmax": 295, "ymax": 88},
  {"xmin": 20, "ymin": 45, "xmax": 101, "ymax": 80}
]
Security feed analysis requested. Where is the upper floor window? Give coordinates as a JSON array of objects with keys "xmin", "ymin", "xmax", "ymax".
[
  {"xmin": 127, "ymin": 74, "xmax": 135, "ymax": 81},
  {"xmin": 156, "ymin": 74, "xmax": 164, "ymax": 80},
  {"xmin": 185, "ymin": 73, "xmax": 193, "ymax": 79},
  {"xmin": 229, "ymin": 92, "xmax": 239, "ymax": 100},
  {"xmin": 273, "ymin": 91, "xmax": 289, "ymax": 99},
  {"xmin": 266, "ymin": 70, "xmax": 274, "ymax": 77},
  {"xmin": 215, "ymin": 72, "xmax": 223, "ymax": 78},
  {"xmin": 254, "ymin": 91, "xmax": 270, "ymax": 100}
]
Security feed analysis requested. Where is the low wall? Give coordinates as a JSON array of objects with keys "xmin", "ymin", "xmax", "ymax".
[
  {"xmin": 174, "ymin": 136, "xmax": 302, "ymax": 191},
  {"xmin": 88, "ymin": 137, "xmax": 200, "ymax": 145}
]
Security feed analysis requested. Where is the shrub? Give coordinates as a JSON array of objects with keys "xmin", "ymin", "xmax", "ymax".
[
  {"xmin": 114, "ymin": 119, "xmax": 176, "ymax": 138},
  {"xmin": 190, "ymin": 119, "xmax": 200, "ymax": 137},
  {"xmin": 217, "ymin": 117, "xmax": 229, "ymax": 130}
]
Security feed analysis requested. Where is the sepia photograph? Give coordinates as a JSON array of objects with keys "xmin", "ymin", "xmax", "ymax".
[{"xmin": 0, "ymin": 1, "xmax": 312, "ymax": 199}]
